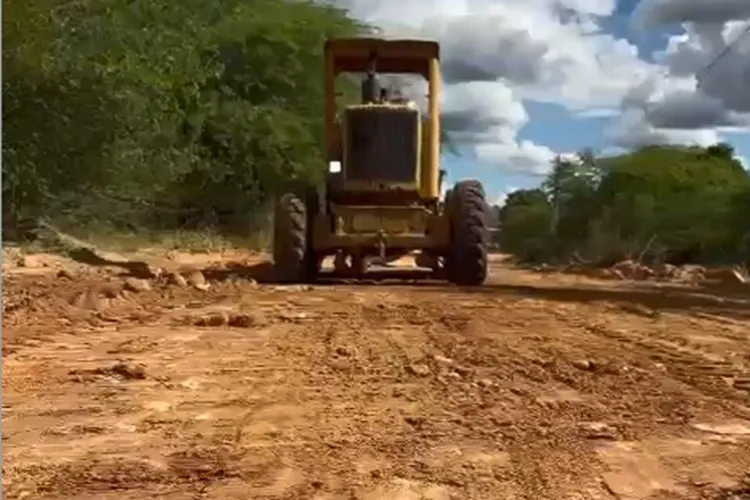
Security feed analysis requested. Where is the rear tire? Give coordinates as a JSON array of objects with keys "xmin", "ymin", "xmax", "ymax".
[
  {"xmin": 273, "ymin": 188, "xmax": 319, "ymax": 283},
  {"xmin": 443, "ymin": 188, "xmax": 455, "ymax": 276},
  {"xmin": 448, "ymin": 180, "xmax": 488, "ymax": 286},
  {"xmin": 444, "ymin": 188, "xmax": 454, "ymax": 211}
]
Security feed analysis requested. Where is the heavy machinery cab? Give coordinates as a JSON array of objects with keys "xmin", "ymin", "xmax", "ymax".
[{"xmin": 324, "ymin": 38, "xmax": 442, "ymax": 206}]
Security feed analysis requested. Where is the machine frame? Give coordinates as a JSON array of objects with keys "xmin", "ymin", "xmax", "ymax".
[{"xmin": 272, "ymin": 37, "xmax": 489, "ymax": 285}]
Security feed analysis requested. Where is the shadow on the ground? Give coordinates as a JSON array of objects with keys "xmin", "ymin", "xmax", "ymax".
[
  {"xmin": 199, "ymin": 260, "xmax": 749, "ymax": 320},
  {"xmin": 702, "ymin": 480, "xmax": 750, "ymax": 500},
  {"xmin": 201, "ymin": 261, "xmax": 277, "ymax": 283},
  {"xmin": 450, "ymin": 282, "xmax": 750, "ymax": 321},
  {"xmin": 200, "ymin": 261, "xmax": 441, "ymax": 285}
]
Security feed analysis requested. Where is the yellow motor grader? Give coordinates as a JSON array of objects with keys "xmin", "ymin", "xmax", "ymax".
[{"xmin": 272, "ymin": 37, "xmax": 489, "ymax": 285}]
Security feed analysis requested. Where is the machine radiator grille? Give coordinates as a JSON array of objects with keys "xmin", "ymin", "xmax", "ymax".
[{"xmin": 344, "ymin": 106, "xmax": 419, "ymax": 185}]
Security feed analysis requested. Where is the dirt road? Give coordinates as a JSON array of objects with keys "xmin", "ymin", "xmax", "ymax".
[{"xmin": 3, "ymin": 253, "xmax": 750, "ymax": 499}]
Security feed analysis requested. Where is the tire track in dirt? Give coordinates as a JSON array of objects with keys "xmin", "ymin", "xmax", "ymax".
[
  {"xmin": 399, "ymin": 294, "xmax": 624, "ymax": 499},
  {"xmin": 3, "ymin": 261, "xmax": 750, "ymax": 499},
  {"xmin": 384, "ymin": 289, "xmax": 750, "ymax": 499},
  {"xmin": 308, "ymin": 292, "xmax": 530, "ymax": 499},
  {"xmin": 545, "ymin": 306, "xmax": 750, "ymax": 416}
]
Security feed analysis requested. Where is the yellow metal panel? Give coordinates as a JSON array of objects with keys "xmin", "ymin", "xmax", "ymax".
[
  {"xmin": 349, "ymin": 210, "xmax": 425, "ymax": 234},
  {"xmin": 334, "ymin": 206, "xmax": 427, "ymax": 235},
  {"xmin": 310, "ymin": 207, "xmax": 451, "ymax": 252},
  {"xmin": 420, "ymin": 117, "xmax": 431, "ymax": 199},
  {"xmin": 422, "ymin": 57, "xmax": 441, "ymax": 200},
  {"xmin": 324, "ymin": 38, "xmax": 440, "ymax": 77},
  {"xmin": 325, "ymin": 38, "xmax": 440, "ymax": 60}
]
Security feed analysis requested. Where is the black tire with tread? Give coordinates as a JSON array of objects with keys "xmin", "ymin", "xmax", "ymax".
[
  {"xmin": 273, "ymin": 187, "xmax": 319, "ymax": 283},
  {"xmin": 442, "ymin": 188, "xmax": 455, "ymax": 277},
  {"xmin": 444, "ymin": 188, "xmax": 454, "ymax": 211},
  {"xmin": 447, "ymin": 180, "xmax": 488, "ymax": 286}
]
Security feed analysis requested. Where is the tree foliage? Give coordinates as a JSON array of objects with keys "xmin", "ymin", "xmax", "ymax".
[
  {"xmin": 3, "ymin": 0, "xmax": 366, "ymax": 239},
  {"xmin": 7, "ymin": 0, "xmax": 747, "ymax": 267},
  {"xmin": 497, "ymin": 143, "xmax": 750, "ymax": 266}
]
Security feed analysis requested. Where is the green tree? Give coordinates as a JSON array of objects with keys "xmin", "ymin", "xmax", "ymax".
[
  {"xmin": 497, "ymin": 188, "xmax": 553, "ymax": 262},
  {"xmin": 542, "ymin": 153, "xmax": 603, "ymax": 258},
  {"xmin": 597, "ymin": 145, "xmax": 749, "ymax": 263},
  {"xmin": 2, "ymin": 0, "xmax": 366, "ymax": 239},
  {"xmin": 497, "ymin": 143, "xmax": 750, "ymax": 265}
]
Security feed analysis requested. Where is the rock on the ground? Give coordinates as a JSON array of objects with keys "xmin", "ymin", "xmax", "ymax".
[
  {"xmin": 477, "ymin": 378, "xmax": 495, "ymax": 387},
  {"xmin": 270, "ymin": 285, "xmax": 313, "ymax": 292},
  {"xmin": 111, "ymin": 361, "xmax": 147, "ymax": 380},
  {"xmin": 729, "ymin": 266, "xmax": 749, "ymax": 284},
  {"xmin": 407, "ymin": 363, "xmax": 431, "ymax": 377},
  {"xmin": 57, "ymin": 269, "xmax": 75, "ymax": 280},
  {"xmin": 228, "ymin": 312, "xmax": 265, "ymax": 328},
  {"xmin": 51, "ymin": 232, "xmax": 161, "ymax": 279},
  {"xmin": 691, "ymin": 422, "xmax": 750, "ymax": 436},
  {"xmin": 194, "ymin": 311, "xmax": 229, "ymax": 327},
  {"xmin": 166, "ymin": 272, "xmax": 188, "ymax": 287},
  {"xmin": 432, "ymin": 354, "xmax": 454, "ymax": 366},
  {"xmin": 578, "ymin": 421, "xmax": 618, "ymax": 440},
  {"xmin": 674, "ymin": 265, "xmax": 706, "ymax": 283},
  {"xmin": 572, "ymin": 359, "xmax": 593, "ymax": 371},
  {"xmin": 611, "ymin": 260, "xmax": 655, "ymax": 280},
  {"xmin": 124, "ymin": 277, "xmax": 152, "ymax": 293},
  {"xmin": 335, "ymin": 346, "xmax": 354, "ymax": 357},
  {"xmin": 69, "ymin": 281, "xmax": 126, "ymax": 310},
  {"xmin": 606, "ymin": 260, "xmax": 712, "ymax": 284},
  {"xmin": 657, "ymin": 263, "xmax": 679, "ymax": 279},
  {"xmin": 186, "ymin": 270, "xmax": 210, "ymax": 291},
  {"xmin": 277, "ymin": 311, "xmax": 309, "ymax": 322}
]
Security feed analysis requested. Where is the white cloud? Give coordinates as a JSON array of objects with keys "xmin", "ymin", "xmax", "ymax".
[
  {"xmin": 606, "ymin": 107, "xmax": 721, "ymax": 149},
  {"xmin": 490, "ymin": 185, "xmax": 519, "ymax": 207},
  {"xmin": 576, "ymin": 108, "xmax": 620, "ymax": 118},
  {"xmin": 440, "ymin": 81, "xmax": 558, "ymax": 174},
  {"xmin": 475, "ymin": 140, "xmax": 557, "ymax": 176},
  {"xmin": 325, "ymin": 0, "xmax": 655, "ymax": 175},
  {"xmin": 327, "ymin": 0, "xmax": 749, "ymax": 172},
  {"xmin": 646, "ymin": 90, "xmax": 748, "ymax": 129},
  {"xmin": 441, "ymin": 82, "xmax": 527, "ymax": 139},
  {"xmin": 609, "ymin": 3, "xmax": 750, "ymax": 147}
]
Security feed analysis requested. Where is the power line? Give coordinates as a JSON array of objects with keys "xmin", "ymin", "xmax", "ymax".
[{"xmin": 695, "ymin": 22, "xmax": 750, "ymax": 82}]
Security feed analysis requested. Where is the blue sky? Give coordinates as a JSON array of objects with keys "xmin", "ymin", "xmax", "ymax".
[{"xmin": 437, "ymin": 0, "xmax": 750, "ymax": 204}]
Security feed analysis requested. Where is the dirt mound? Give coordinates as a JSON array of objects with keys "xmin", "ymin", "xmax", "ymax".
[
  {"xmin": 606, "ymin": 260, "xmax": 750, "ymax": 291},
  {"xmin": 541, "ymin": 258, "xmax": 749, "ymax": 288},
  {"xmin": 14, "ymin": 222, "xmax": 273, "ymax": 282},
  {"xmin": 607, "ymin": 260, "xmax": 707, "ymax": 283},
  {"xmin": 3, "ymin": 224, "xmax": 282, "ymax": 318}
]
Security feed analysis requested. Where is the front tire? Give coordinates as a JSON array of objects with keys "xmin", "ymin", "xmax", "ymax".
[
  {"xmin": 273, "ymin": 189, "xmax": 318, "ymax": 283},
  {"xmin": 448, "ymin": 180, "xmax": 488, "ymax": 286}
]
